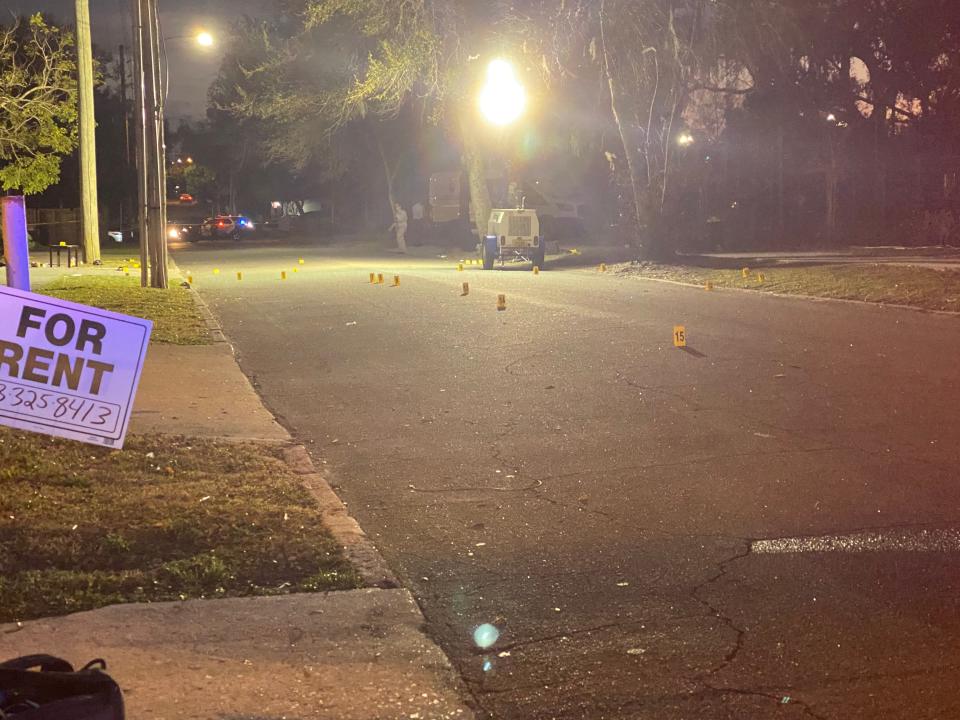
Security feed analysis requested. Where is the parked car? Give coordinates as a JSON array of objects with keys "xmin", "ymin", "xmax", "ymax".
[{"xmin": 199, "ymin": 215, "xmax": 256, "ymax": 240}]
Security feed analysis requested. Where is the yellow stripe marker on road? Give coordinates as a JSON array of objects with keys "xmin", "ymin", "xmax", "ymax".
[{"xmin": 497, "ymin": 294, "xmax": 507, "ymax": 311}]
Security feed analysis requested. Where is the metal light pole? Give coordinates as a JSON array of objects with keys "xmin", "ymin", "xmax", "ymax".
[{"xmin": 75, "ymin": 0, "xmax": 101, "ymax": 264}]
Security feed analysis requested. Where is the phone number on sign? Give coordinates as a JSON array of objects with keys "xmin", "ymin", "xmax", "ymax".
[{"xmin": 0, "ymin": 381, "xmax": 121, "ymax": 434}]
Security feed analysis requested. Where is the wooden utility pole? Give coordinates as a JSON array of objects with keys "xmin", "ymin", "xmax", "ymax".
[
  {"xmin": 75, "ymin": 0, "xmax": 101, "ymax": 264},
  {"xmin": 132, "ymin": 0, "xmax": 168, "ymax": 289}
]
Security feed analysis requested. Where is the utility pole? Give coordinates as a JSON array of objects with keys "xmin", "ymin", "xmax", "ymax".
[
  {"xmin": 132, "ymin": 0, "xmax": 149, "ymax": 287},
  {"xmin": 132, "ymin": 0, "xmax": 168, "ymax": 288},
  {"xmin": 118, "ymin": 44, "xmax": 133, "ymax": 231},
  {"xmin": 75, "ymin": 0, "xmax": 101, "ymax": 264}
]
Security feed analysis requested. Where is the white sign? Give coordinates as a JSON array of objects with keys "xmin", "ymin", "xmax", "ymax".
[{"xmin": 0, "ymin": 286, "xmax": 152, "ymax": 448}]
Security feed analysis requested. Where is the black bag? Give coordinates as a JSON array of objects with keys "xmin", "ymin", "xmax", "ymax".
[{"xmin": 0, "ymin": 655, "xmax": 124, "ymax": 719}]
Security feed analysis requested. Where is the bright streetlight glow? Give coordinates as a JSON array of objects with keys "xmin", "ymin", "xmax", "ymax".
[
  {"xmin": 196, "ymin": 31, "xmax": 214, "ymax": 47},
  {"xmin": 677, "ymin": 132, "xmax": 695, "ymax": 147},
  {"xmin": 478, "ymin": 59, "xmax": 526, "ymax": 126}
]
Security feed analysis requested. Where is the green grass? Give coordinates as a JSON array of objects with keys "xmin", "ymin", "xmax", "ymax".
[
  {"xmin": 0, "ymin": 431, "xmax": 362, "ymax": 622},
  {"xmin": 38, "ymin": 275, "xmax": 210, "ymax": 344},
  {"xmin": 619, "ymin": 263, "xmax": 960, "ymax": 313}
]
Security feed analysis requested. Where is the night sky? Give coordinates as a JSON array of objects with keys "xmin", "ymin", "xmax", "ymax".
[{"xmin": 0, "ymin": 0, "xmax": 273, "ymax": 121}]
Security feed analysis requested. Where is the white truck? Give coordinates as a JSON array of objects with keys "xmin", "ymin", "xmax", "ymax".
[{"xmin": 481, "ymin": 207, "xmax": 544, "ymax": 270}]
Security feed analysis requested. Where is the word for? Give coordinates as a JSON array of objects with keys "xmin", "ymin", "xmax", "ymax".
[{"xmin": 0, "ymin": 306, "xmax": 115, "ymax": 396}]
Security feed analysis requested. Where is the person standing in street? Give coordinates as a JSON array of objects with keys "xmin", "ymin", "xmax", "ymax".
[{"xmin": 391, "ymin": 202, "xmax": 408, "ymax": 253}]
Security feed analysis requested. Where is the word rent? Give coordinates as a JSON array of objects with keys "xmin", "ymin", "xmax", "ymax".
[{"xmin": 0, "ymin": 307, "xmax": 115, "ymax": 396}]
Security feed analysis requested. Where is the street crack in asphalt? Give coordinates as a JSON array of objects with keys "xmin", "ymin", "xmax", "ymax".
[{"xmin": 688, "ymin": 541, "xmax": 830, "ymax": 719}]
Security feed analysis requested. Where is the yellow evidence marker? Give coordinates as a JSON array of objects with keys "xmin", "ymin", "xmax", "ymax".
[
  {"xmin": 741, "ymin": 267, "xmax": 750, "ymax": 278},
  {"xmin": 461, "ymin": 282, "xmax": 469, "ymax": 296},
  {"xmin": 673, "ymin": 325, "xmax": 686, "ymax": 348},
  {"xmin": 237, "ymin": 271, "xmax": 243, "ymax": 281},
  {"xmin": 281, "ymin": 271, "xmax": 287, "ymax": 280},
  {"xmin": 369, "ymin": 272, "xmax": 376, "ymax": 284},
  {"xmin": 298, "ymin": 257, "xmax": 305, "ymax": 265},
  {"xmin": 705, "ymin": 280, "xmax": 713, "ymax": 291},
  {"xmin": 187, "ymin": 275, "xmax": 193, "ymax": 284},
  {"xmin": 213, "ymin": 268, "xmax": 220, "ymax": 275},
  {"xmin": 393, "ymin": 275, "xmax": 400, "ymax": 287},
  {"xmin": 497, "ymin": 294, "xmax": 507, "ymax": 311},
  {"xmin": 458, "ymin": 263, "xmax": 464, "ymax": 272},
  {"xmin": 533, "ymin": 266, "xmax": 540, "ymax": 275},
  {"xmin": 756, "ymin": 272, "xmax": 765, "ymax": 283},
  {"xmin": 377, "ymin": 273, "xmax": 384, "ymax": 284}
]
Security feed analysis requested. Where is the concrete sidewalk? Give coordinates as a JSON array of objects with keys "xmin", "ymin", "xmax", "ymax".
[{"xmin": 1, "ymin": 296, "xmax": 475, "ymax": 719}]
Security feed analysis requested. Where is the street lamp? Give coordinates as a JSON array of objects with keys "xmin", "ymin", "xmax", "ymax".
[
  {"xmin": 478, "ymin": 59, "xmax": 526, "ymax": 126},
  {"xmin": 195, "ymin": 30, "xmax": 214, "ymax": 47},
  {"xmin": 677, "ymin": 131, "xmax": 695, "ymax": 147}
]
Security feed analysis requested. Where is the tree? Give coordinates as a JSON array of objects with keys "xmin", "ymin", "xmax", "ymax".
[
  {"xmin": 0, "ymin": 14, "xmax": 78, "ymax": 194},
  {"xmin": 222, "ymin": 1, "xmax": 503, "ymax": 240}
]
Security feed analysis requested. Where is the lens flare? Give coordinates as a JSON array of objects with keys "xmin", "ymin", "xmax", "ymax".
[{"xmin": 473, "ymin": 623, "xmax": 500, "ymax": 649}]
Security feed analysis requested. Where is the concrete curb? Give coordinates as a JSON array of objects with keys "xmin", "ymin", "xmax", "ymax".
[
  {"xmin": 615, "ymin": 268, "xmax": 960, "ymax": 318},
  {"xmin": 185, "ymin": 284, "xmax": 229, "ymax": 343},
  {"xmin": 282, "ymin": 443, "xmax": 400, "ymax": 590},
  {"xmin": 171, "ymin": 258, "xmax": 400, "ymax": 589},
  {"xmin": 168, "ymin": 257, "xmax": 230, "ymax": 344}
]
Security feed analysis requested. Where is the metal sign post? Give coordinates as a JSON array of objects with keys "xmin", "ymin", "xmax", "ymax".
[{"xmin": 1, "ymin": 196, "xmax": 31, "ymax": 292}]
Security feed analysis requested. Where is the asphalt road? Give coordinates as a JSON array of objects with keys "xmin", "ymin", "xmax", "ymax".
[{"xmin": 176, "ymin": 240, "xmax": 960, "ymax": 719}]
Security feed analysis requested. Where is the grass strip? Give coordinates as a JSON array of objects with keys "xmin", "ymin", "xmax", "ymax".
[
  {"xmin": 619, "ymin": 263, "xmax": 960, "ymax": 313},
  {"xmin": 38, "ymin": 275, "xmax": 210, "ymax": 345},
  {"xmin": 0, "ymin": 431, "xmax": 361, "ymax": 622}
]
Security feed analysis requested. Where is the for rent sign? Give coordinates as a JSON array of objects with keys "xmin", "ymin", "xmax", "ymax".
[{"xmin": 0, "ymin": 286, "xmax": 152, "ymax": 448}]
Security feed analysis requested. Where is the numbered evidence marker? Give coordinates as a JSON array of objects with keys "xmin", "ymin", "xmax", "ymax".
[
  {"xmin": 673, "ymin": 325, "xmax": 687, "ymax": 348},
  {"xmin": 393, "ymin": 275, "xmax": 401, "ymax": 287},
  {"xmin": 281, "ymin": 271, "xmax": 287, "ymax": 280},
  {"xmin": 298, "ymin": 258, "xmax": 305, "ymax": 265},
  {"xmin": 497, "ymin": 294, "xmax": 507, "ymax": 311},
  {"xmin": 377, "ymin": 273, "xmax": 385, "ymax": 284},
  {"xmin": 461, "ymin": 282, "xmax": 470, "ymax": 296},
  {"xmin": 0, "ymin": 287, "xmax": 153, "ymax": 448},
  {"xmin": 369, "ymin": 272, "xmax": 376, "ymax": 284}
]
